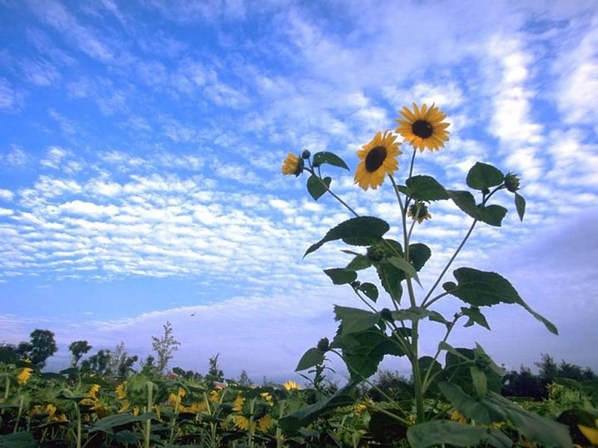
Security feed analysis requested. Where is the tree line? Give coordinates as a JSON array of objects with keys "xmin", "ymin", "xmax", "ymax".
[{"xmin": 1, "ymin": 324, "xmax": 596, "ymax": 399}]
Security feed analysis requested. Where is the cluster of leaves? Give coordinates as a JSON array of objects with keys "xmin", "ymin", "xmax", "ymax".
[{"xmin": 281, "ymin": 137, "xmax": 594, "ymax": 447}]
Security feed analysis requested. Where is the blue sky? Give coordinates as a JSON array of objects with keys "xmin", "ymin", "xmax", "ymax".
[{"xmin": 0, "ymin": 0, "xmax": 597, "ymax": 382}]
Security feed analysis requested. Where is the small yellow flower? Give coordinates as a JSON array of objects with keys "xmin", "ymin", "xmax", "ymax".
[
  {"xmin": 283, "ymin": 380, "xmax": 301, "ymax": 391},
  {"xmin": 87, "ymin": 384, "xmax": 101, "ymax": 398},
  {"xmin": 46, "ymin": 403, "xmax": 57, "ymax": 417},
  {"xmin": 232, "ymin": 396, "xmax": 245, "ymax": 412},
  {"xmin": 257, "ymin": 414, "xmax": 273, "ymax": 432},
  {"xmin": 354, "ymin": 403, "xmax": 367, "ymax": 414},
  {"xmin": 235, "ymin": 414, "xmax": 251, "ymax": 431},
  {"xmin": 16, "ymin": 367, "xmax": 33, "ymax": 385},
  {"xmin": 395, "ymin": 103, "xmax": 450, "ymax": 152},
  {"xmin": 260, "ymin": 392, "xmax": 273, "ymax": 404},
  {"xmin": 450, "ymin": 410, "xmax": 467, "ymax": 424},
  {"xmin": 354, "ymin": 131, "xmax": 402, "ymax": 190},
  {"xmin": 281, "ymin": 153, "xmax": 303, "ymax": 176},
  {"xmin": 209, "ymin": 389, "xmax": 220, "ymax": 403},
  {"xmin": 115, "ymin": 383, "xmax": 127, "ymax": 400}
]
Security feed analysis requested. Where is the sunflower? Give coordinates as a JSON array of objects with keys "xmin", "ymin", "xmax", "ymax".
[
  {"xmin": 281, "ymin": 153, "xmax": 303, "ymax": 176},
  {"xmin": 395, "ymin": 103, "xmax": 450, "ymax": 152},
  {"xmin": 354, "ymin": 131, "xmax": 402, "ymax": 190}
]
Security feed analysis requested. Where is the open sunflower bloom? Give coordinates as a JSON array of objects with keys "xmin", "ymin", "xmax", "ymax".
[
  {"xmin": 395, "ymin": 103, "xmax": 450, "ymax": 152},
  {"xmin": 354, "ymin": 130, "xmax": 402, "ymax": 190}
]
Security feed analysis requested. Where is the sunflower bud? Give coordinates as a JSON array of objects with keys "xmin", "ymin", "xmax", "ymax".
[
  {"xmin": 367, "ymin": 243, "xmax": 386, "ymax": 262},
  {"xmin": 317, "ymin": 337, "xmax": 330, "ymax": 352},
  {"xmin": 301, "ymin": 150, "xmax": 311, "ymax": 159},
  {"xmin": 407, "ymin": 202, "xmax": 432, "ymax": 224},
  {"xmin": 504, "ymin": 172, "xmax": 521, "ymax": 193}
]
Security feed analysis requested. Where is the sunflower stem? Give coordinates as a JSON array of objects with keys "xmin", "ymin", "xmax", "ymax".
[
  {"xmin": 307, "ymin": 168, "xmax": 359, "ymax": 217},
  {"xmin": 421, "ymin": 219, "xmax": 477, "ymax": 308},
  {"xmin": 408, "ymin": 146, "xmax": 417, "ymax": 179}
]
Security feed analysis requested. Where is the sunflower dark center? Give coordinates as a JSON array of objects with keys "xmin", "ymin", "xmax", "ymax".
[
  {"xmin": 365, "ymin": 146, "xmax": 387, "ymax": 172},
  {"xmin": 412, "ymin": 120, "xmax": 433, "ymax": 138}
]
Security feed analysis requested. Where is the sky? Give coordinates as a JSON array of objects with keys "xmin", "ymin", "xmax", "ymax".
[{"xmin": 0, "ymin": 0, "xmax": 597, "ymax": 384}]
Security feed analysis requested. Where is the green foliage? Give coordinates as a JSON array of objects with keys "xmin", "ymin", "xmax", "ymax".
[
  {"xmin": 68, "ymin": 340, "xmax": 92, "ymax": 368},
  {"xmin": 151, "ymin": 321, "xmax": 181, "ymax": 374},
  {"xmin": 280, "ymin": 102, "xmax": 580, "ymax": 447},
  {"xmin": 304, "ymin": 216, "xmax": 389, "ymax": 256}
]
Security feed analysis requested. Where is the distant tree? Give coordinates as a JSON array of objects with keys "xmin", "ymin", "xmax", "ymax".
[
  {"xmin": 237, "ymin": 370, "xmax": 253, "ymax": 387},
  {"xmin": 151, "ymin": 321, "xmax": 181, "ymax": 373},
  {"xmin": 81, "ymin": 349, "xmax": 112, "ymax": 376},
  {"xmin": 28, "ymin": 329, "xmax": 58, "ymax": 369},
  {"xmin": 109, "ymin": 342, "xmax": 138, "ymax": 380},
  {"xmin": 536, "ymin": 353, "xmax": 559, "ymax": 384},
  {"xmin": 16, "ymin": 341, "xmax": 33, "ymax": 359},
  {"xmin": 502, "ymin": 366, "xmax": 544, "ymax": 399},
  {"xmin": 140, "ymin": 355, "xmax": 160, "ymax": 377},
  {"xmin": 368, "ymin": 369, "xmax": 413, "ymax": 402},
  {"xmin": 0, "ymin": 344, "xmax": 18, "ymax": 363},
  {"xmin": 172, "ymin": 366, "xmax": 203, "ymax": 381},
  {"xmin": 69, "ymin": 340, "xmax": 92, "ymax": 368},
  {"xmin": 207, "ymin": 353, "xmax": 224, "ymax": 382}
]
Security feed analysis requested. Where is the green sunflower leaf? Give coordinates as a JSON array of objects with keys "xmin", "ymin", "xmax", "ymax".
[
  {"xmin": 324, "ymin": 268, "xmax": 357, "ymax": 285},
  {"xmin": 295, "ymin": 347, "xmax": 325, "ymax": 371},
  {"xmin": 332, "ymin": 327, "xmax": 406, "ymax": 379},
  {"xmin": 447, "ymin": 190, "xmax": 479, "ymax": 219},
  {"xmin": 477, "ymin": 204, "xmax": 507, "ymax": 227},
  {"xmin": 358, "ymin": 282, "xmax": 379, "ymax": 302},
  {"xmin": 466, "ymin": 162, "xmax": 505, "ymax": 191},
  {"xmin": 334, "ymin": 306, "xmax": 381, "ymax": 335},
  {"xmin": 409, "ymin": 243, "xmax": 432, "ymax": 272},
  {"xmin": 304, "ymin": 216, "xmax": 390, "ymax": 257},
  {"xmin": 278, "ymin": 381, "xmax": 357, "ymax": 432},
  {"xmin": 345, "ymin": 254, "xmax": 372, "ymax": 271},
  {"xmin": 515, "ymin": 192, "xmax": 526, "ymax": 221},
  {"xmin": 307, "ymin": 175, "xmax": 331, "ymax": 201},
  {"xmin": 446, "ymin": 268, "xmax": 558, "ymax": 335},
  {"xmin": 407, "ymin": 420, "xmax": 487, "ymax": 447},
  {"xmin": 387, "ymin": 256, "xmax": 421, "ymax": 286},
  {"xmin": 376, "ymin": 261, "xmax": 403, "ymax": 303},
  {"xmin": 312, "ymin": 151, "xmax": 350, "ymax": 170},
  {"xmin": 406, "ymin": 175, "xmax": 450, "ymax": 201},
  {"xmin": 461, "ymin": 306, "xmax": 491, "ymax": 330}
]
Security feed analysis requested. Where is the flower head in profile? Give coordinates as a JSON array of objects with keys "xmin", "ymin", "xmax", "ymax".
[
  {"xmin": 408, "ymin": 202, "xmax": 432, "ymax": 224},
  {"xmin": 115, "ymin": 383, "xmax": 127, "ymax": 400},
  {"xmin": 504, "ymin": 172, "xmax": 521, "ymax": 193},
  {"xmin": 281, "ymin": 153, "xmax": 304, "ymax": 176},
  {"xmin": 354, "ymin": 131, "xmax": 402, "ymax": 190},
  {"xmin": 16, "ymin": 367, "xmax": 33, "ymax": 385},
  {"xmin": 395, "ymin": 103, "xmax": 450, "ymax": 152},
  {"xmin": 283, "ymin": 380, "xmax": 301, "ymax": 391}
]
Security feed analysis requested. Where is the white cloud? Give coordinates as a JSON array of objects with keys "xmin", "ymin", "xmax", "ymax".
[
  {"xmin": 0, "ymin": 78, "xmax": 26, "ymax": 112},
  {"xmin": 40, "ymin": 146, "xmax": 69, "ymax": 169},
  {"xmin": 552, "ymin": 16, "xmax": 598, "ymax": 129},
  {"xmin": 1, "ymin": 146, "xmax": 30, "ymax": 167}
]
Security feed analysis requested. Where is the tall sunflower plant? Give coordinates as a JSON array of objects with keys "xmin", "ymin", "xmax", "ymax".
[{"xmin": 280, "ymin": 103, "xmax": 573, "ymax": 447}]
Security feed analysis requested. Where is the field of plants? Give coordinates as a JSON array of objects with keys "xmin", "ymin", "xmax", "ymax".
[{"xmin": 1, "ymin": 356, "xmax": 598, "ymax": 447}]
